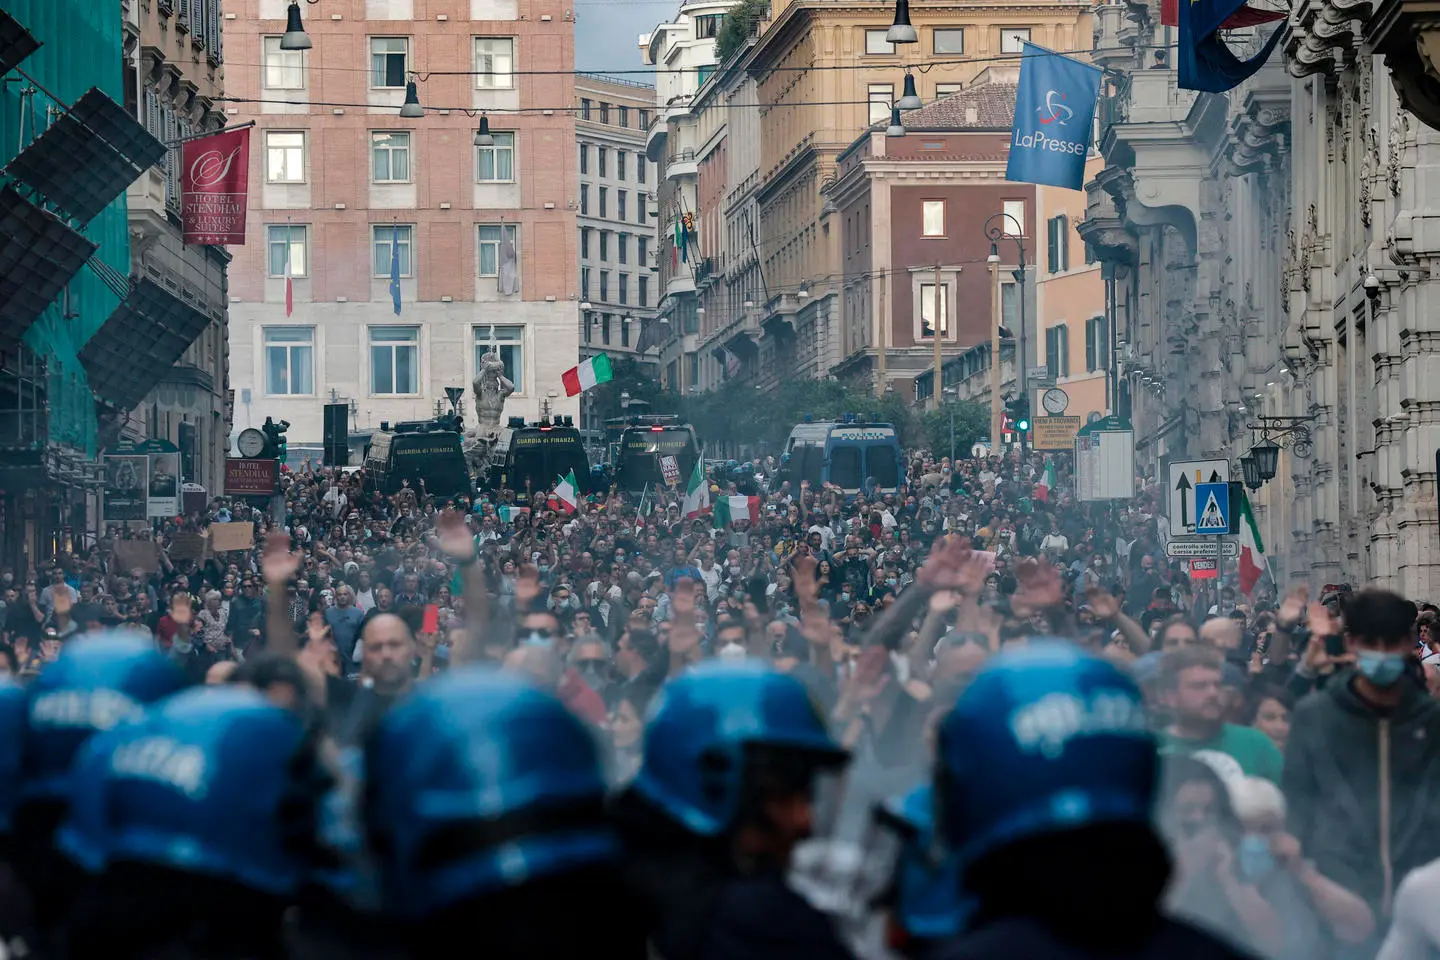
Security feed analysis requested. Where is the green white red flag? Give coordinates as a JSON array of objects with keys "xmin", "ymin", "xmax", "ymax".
[{"xmin": 1238, "ymin": 489, "xmax": 1268, "ymax": 595}]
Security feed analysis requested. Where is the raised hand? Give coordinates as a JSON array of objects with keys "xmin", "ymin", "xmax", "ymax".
[
  {"xmin": 1012, "ymin": 558, "xmax": 1064, "ymax": 616},
  {"xmin": 434, "ymin": 508, "xmax": 477, "ymax": 561},
  {"xmin": 261, "ymin": 530, "xmax": 301, "ymax": 586}
]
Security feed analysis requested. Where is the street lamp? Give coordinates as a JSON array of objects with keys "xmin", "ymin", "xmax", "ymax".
[
  {"xmin": 1239, "ymin": 454, "xmax": 1263, "ymax": 491},
  {"xmin": 983, "ymin": 212, "xmax": 1028, "ymax": 454},
  {"xmin": 1250, "ymin": 439, "xmax": 1280, "ymax": 482},
  {"xmin": 280, "ymin": 0, "xmax": 315, "ymax": 50}
]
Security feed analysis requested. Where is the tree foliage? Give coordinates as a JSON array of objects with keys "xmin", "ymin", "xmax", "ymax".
[
  {"xmin": 582, "ymin": 357, "xmax": 681, "ymax": 422},
  {"xmin": 918, "ymin": 401, "xmax": 989, "ymax": 461},
  {"xmin": 716, "ymin": 0, "xmax": 768, "ymax": 62},
  {"xmin": 678, "ymin": 378, "xmax": 921, "ymax": 458}
]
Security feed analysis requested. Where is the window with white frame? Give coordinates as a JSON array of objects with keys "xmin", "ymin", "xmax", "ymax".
[
  {"xmin": 264, "ymin": 326, "xmax": 314, "ymax": 395},
  {"xmin": 372, "ymin": 225, "xmax": 413, "ymax": 277},
  {"xmin": 618, "ymin": 191, "xmax": 627, "ymax": 220},
  {"xmin": 599, "ymin": 230, "xmax": 609, "ymax": 262},
  {"xmin": 580, "ymin": 184, "xmax": 589, "ymax": 214},
  {"xmin": 919, "ymin": 282, "xmax": 949, "ymax": 338},
  {"xmin": 370, "ymin": 325, "xmax": 420, "ymax": 395},
  {"xmin": 580, "ymin": 227, "xmax": 590, "ymax": 259},
  {"xmin": 864, "ymin": 29, "xmax": 895, "ymax": 54},
  {"xmin": 267, "ymin": 224, "xmax": 308, "ymax": 277},
  {"xmin": 474, "ymin": 325, "xmax": 524, "ymax": 392},
  {"xmin": 616, "ymin": 150, "xmax": 627, "ymax": 181},
  {"xmin": 579, "ymin": 143, "xmax": 588, "ymax": 174},
  {"xmin": 369, "ymin": 37, "xmax": 409, "ymax": 88},
  {"xmin": 1000, "ymin": 28, "xmax": 1031, "ymax": 53},
  {"xmin": 619, "ymin": 273, "xmax": 629, "ymax": 305},
  {"xmin": 580, "ymin": 266, "xmax": 591, "ymax": 299},
  {"xmin": 477, "ymin": 131, "xmax": 515, "ymax": 182},
  {"xmin": 1002, "ymin": 199, "xmax": 1026, "ymax": 237},
  {"xmin": 371, "ymin": 131, "xmax": 411, "ymax": 183},
  {"xmin": 265, "ymin": 131, "xmax": 306, "ymax": 183},
  {"xmin": 921, "ymin": 200, "xmax": 945, "ymax": 237},
  {"xmin": 935, "ymin": 82, "xmax": 961, "ymax": 99},
  {"xmin": 868, "ymin": 84, "xmax": 893, "ymax": 125},
  {"xmin": 477, "ymin": 224, "xmax": 519, "ymax": 277},
  {"xmin": 933, "ymin": 28, "xmax": 964, "ymax": 53},
  {"xmin": 474, "ymin": 37, "xmax": 515, "ymax": 89},
  {"xmin": 618, "ymin": 232, "xmax": 629, "ymax": 264},
  {"xmin": 598, "ymin": 148, "xmax": 607, "ymax": 178},
  {"xmin": 262, "ymin": 36, "xmax": 304, "ymax": 89}
]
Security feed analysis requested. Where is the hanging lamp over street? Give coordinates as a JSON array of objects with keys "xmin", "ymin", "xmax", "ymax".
[
  {"xmin": 280, "ymin": 1, "xmax": 312, "ymax": 50},
  {"xmin": 886, "ymin": 106, "xmax": 906, "ymax": 137},
  {"xmin": 898, "ymin": 72, "xmax": 922, "ymax": 110},
  {"xmin": 399, "ymin": 80, "xmax": 424, "ymax": 118},
  {"xmin": 886, "ymin": 0, "xmax": 918, "ymax": 44},
  {"xmin": 474, "ymin": 114, "xmax": 494, "ymax": 146}
]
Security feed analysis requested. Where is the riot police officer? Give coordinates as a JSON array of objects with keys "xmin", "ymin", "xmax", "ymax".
[
  {"xmin": 365, "ymin": 666, "xmax": 645, "ymax": 959},
  {"xmin": 16, "ymin": 633, "xmax": 187, "ymax": 954},
  {"xmin": 57, "ymin": 684, "xmax": 330, "ymax": 959},
  {"xmin": 930, "ymin": 643, "xmax": 1259, "ymax": 960},
  {"xmin": 615, "ymin": 659, "xmax": 855, "ymax": 960},
  {"xmin": 868, "ymin": 783, "xmax": 968, "ymax": 959}
]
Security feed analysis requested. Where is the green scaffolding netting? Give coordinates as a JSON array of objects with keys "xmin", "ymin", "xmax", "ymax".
[{"xmin": 0, "ymin": 0, "xmax": 131, "ymax": 458}]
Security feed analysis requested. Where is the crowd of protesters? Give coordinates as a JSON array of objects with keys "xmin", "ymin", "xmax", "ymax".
[{"xmin": 3, "ymin": 443, "xmax": 1440, "ymax": 960}]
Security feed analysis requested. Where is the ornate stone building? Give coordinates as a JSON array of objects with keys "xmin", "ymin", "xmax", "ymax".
[{"xmin": 1084, "ymin": 0, "xmax": 1440, "ymax": 595}]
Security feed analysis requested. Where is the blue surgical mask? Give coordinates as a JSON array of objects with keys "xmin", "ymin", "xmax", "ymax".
[
  {"xmin": 1357, "ymin": 650, "xmax": 1409, "ymax": 687},
  {"xmin": 886, "ymin": 578, "xmax": 898, "ymax": 589},
  {"xmin": 1236, "ymin": 833, "xmax": 1275, "ymax": 881}
]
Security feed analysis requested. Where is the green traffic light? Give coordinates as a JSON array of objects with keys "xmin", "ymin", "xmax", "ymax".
[{"xmin": 1016, "ymin": 419, "xmax": 1031, "ymax": 431}]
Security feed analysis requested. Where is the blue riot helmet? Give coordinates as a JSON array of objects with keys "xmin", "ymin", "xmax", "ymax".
[
  {"xmin": 58, "ymin": 687, "xmax": 329, "ymax": 960},
  {"xmin": 630, "ymin": 660, "xmax": 847, "ymax": 838},
  {"xmin": 934, "ymin": 642, "xmax": 1157, "ymax": 869},
  {"xmin": 0, "ymin": 679, "xmax": 27, "ymax": 838},
  {"xmin": 868, "ymin": 784, "xmax": 969, "ymax": 957},
  {"xmin": 365, "ymin": 666, "xmax": 617, "ymax": 921},
  {"xmin": 68, "ymin": 686, "xmax": 323, "ymax": 893},
  {"xmin": 22, "ymin": 632, "xmax": 187, "ymax": 806}
]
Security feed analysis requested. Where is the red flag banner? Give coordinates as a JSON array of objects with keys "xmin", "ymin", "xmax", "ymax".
[{"xmin": 182, "ymin": 127, "xmax": 250, "ymax": 245}]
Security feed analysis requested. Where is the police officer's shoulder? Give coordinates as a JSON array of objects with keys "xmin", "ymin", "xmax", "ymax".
[
  {"xmin": 702, "ymin": 873, "xmax": 855, "ymax": 960},
  {"xmin": 932, "ymin": 915, "xmax": 1263, "ymax": 960}
]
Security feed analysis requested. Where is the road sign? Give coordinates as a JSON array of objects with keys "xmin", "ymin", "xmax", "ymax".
[
  {"xmin": 1189, "ymin": 558, "xmax": 1218, "ymax": 579},
  {"xmin": 1168, "ymin": 459, "xmax": 1230, "ymax": 537},
  {"xmin": 1195, "ymin": 481, "xmax": 1231, "ymax": 534},
  {"xmin": 1166, "ymin": 539, "xmax": 1239, "ymax": 559}
]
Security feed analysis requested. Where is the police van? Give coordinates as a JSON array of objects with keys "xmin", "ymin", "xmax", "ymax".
[
  {"xmin": 778, "ymin": 416, "xmax": 903, "ymax": 494},
  {"xmin": 614, "ymin": 415, "xmax": 701, "ymax": 494},
  {"xmin": 485, "ymin": 416, "xmax": 592, "ymax": 494},
  {"xmin": 362, "ymin": 418, "xmax": 473, "ymax": 498}
]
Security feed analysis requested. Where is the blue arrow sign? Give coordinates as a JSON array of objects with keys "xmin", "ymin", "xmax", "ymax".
[{"xmin": 1194, "ymin": 482, "xmax": 1231, "ymax": 534}]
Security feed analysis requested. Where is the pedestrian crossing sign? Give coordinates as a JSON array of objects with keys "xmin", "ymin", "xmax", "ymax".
[{"xmin": 1194, "ymin": 482, "xmax": 1230, "ymax": 534}]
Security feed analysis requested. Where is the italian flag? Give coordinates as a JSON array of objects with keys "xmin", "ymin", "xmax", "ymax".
[
  {"xmin": 554, "ymin": 470, "xmax": 580, "ymax": 514},
  {"xmin": 561, "ymin": 353, "xmax": 614, "ymax": 397},
  {"xmin": 498, "ymin": 504, "xmax": 529, "ymax": 522},
  {"xmin": 681, "ymin": 460, "xmax": 709, "ymax": 518},
  {"xmin": 715, "ymin": 495, "xmax": 760, "ymax": 528},
  {"xmin": 1036, "ymin": 462, "xmax": 1056, "ymax": 503},
  {"xmin": 1237, "ymin": 489, "xmax": 1268, "ymax": 595}
]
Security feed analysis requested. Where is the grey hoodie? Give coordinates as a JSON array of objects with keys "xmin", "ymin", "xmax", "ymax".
[{"xmin": 1282, "ymin": 668, "xmax": 1440, "ymax": 935}]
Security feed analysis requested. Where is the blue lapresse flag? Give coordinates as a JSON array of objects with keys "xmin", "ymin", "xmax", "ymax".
[
  {"xmin": 1006, "ymin": 44, "xmax": 1102, "ymax": 192},
  {"xmin": 389, "ymin": 224, "xmax": 402, "ymax": 315}
]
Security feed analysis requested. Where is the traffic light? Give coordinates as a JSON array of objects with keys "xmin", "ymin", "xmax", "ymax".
[
  {"xmin": 1005, "ymin": 394, "xmax": 1031, "ymax": 433},
  {"xmin": 260, "ymin": 417, "xmax": 290, "ymax": 462}
]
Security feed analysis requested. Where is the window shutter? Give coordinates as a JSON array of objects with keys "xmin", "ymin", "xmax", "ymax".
[{"xmin": 1085, "ymin": 318, "xmax": 1096, "ymax": 372}]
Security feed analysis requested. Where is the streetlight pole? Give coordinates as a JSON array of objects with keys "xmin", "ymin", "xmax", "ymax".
[
  {"xmin": 987, "ymin": 248, "xmax": 1001, "ymax": 448},
  {"xmin": 984, "ymin": 212, "xmax": 1028, "ymax": 455}
]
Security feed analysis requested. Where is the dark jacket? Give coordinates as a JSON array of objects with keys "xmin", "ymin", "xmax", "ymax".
[
  {"xmin": 931, "ymin": 915, "xmax": 1258, "ymax": 960},
  {"xmin": 1282, "ymin": 669, "xmax": 1440, "ymax": 926}
]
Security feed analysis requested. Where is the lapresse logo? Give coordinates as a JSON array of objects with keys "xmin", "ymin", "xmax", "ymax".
[{"xmin": 1014, "ymin": 88, "xmax": 1087, "ymax": 156}]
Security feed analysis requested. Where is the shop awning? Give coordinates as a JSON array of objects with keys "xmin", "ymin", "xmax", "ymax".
[{"xmin": 0, "ymin": 186, "xmax": 97, "ymax": 353}]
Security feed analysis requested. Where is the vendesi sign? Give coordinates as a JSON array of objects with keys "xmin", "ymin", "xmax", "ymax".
[{"xmin": 1032, "ymin": 416, "xmax": 1082, "ymax": 451}]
